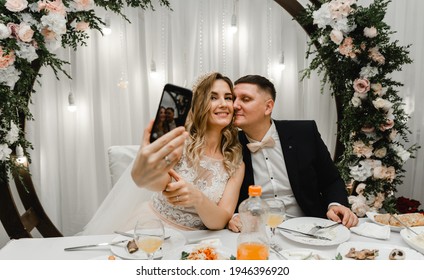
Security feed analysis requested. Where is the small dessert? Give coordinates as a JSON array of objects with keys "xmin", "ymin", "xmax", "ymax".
[
  {"xmin": 126, "ymin": 239, "xmax": 138, "ymax": 254},
  {"xmin": 108, "ymin": 255, "xmax": 116, "ymax": 260},
  {"xmin": 345, "ymin": 247, "xmax": 379, "ymax": 260},
  {"xmin": 389, "ymin": 249, "xmax": 405, "ymax": 260}
]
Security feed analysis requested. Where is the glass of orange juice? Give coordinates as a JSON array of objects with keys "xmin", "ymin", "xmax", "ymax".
[
  {"xmin": 134, "ymin": 218, "xmax": 164, "ymax": 260},
  {"xmin": 264, "ymin": 198, "xmax": 286, "ymax": 251}
]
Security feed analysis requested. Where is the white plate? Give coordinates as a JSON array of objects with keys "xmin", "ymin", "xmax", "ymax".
[
  {"xmin": 336, "ymin": 241, "xmax": 424, "ymax": 260},
  {"xmin": 110, "ymin": 227, "xmax": 186, "ymax": 260},
  {"xmin": 278, "ymin": 248, "xmax": 331, "ymax": 260},
  {"xmin": 162, "ymin": 244, "xmax": 235, "ymax": 260},
  {"xmin": 366, "ymin": 212, "xmax": 403, "ymax": 232},
  {"xmin": 400, "ymin": 226, "xmax": 424, "ymax": 254},
  {"xmin": 279, "ymin": 217, "xmax": 350, "ymax": 246}
]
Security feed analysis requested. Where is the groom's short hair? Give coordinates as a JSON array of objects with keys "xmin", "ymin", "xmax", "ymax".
[{"xmin": 234, "ymin": 75, "xmax": 276, "ymax": 101}]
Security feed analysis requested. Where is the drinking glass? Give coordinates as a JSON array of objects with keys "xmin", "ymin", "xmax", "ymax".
[
  {"xmin": 134, "ymin": 218, "xmax": 164, "ymax": 260},
  {"xmin": 264, "ymin": 198, "xmax": 286, "ymax": 251}
]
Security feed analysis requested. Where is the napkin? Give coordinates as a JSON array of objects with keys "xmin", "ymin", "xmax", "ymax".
[{"xmin": 350, "ymin": 222, "xmax": 390, "ymax": 240}]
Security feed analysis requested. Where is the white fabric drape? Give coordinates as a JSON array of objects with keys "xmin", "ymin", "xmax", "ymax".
[{"xmin": 4, "ymin": 0, "xmax": 422, "ymax": 238}]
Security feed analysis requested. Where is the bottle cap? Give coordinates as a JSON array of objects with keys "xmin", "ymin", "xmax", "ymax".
[{"xmin": 248, "ymin": 185, "xmax": 262, "ymax": 196}]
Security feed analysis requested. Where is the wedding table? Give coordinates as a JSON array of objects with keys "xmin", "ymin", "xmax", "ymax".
[{"xmin": 0, "ymin": 218, "xmax": 419, "ymax": 260}]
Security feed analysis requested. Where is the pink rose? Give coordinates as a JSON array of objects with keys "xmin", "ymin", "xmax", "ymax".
[
  {"xmin": 38, "ymin": 0, "xmax": 66, "ymax": 16},
  {"xmin": 73, "ymin": 0, "xmax": 94, "ymax": 11},
  {"xmin": 353, "ymin": 78, "xmax": 370, "ymax": 94},
  {"xmin": 369, "ymin": 47, "xmax": 385, "ymax": 65},
  {"xmin": 17, "ymin": 22, "xmax": 34, "ymax": 42},
  {"xmin": 353, "ymin": 140, "xmax": 373, "ymax": 158},
  {"xmin": 379, "ymin": 119, "xmax": 395, "ymax": 131},
  {"xmin": 361, "ymin": 125, "xmax": 375, "ymax": 133},
  {"xmin": 5, "ymin": 0, "xmax": 28, "ymax": 12},
  {"xmin": 374, "ymin": 147, "xmax": 387, "ymax": 158},
  {"xmin": 41, "ymin": 27, "xmax": 57, "ymax": 41},
  {"xmin": 76, "ymin": 21, "xmax": 90, "ymax": 31},
  {"xmin": 0, "ymin": 47, "xmax": 16, "ymax": 69},
  {"xmin": 364, "ymin": 26, "xmax": 378, "ymax": 38}
]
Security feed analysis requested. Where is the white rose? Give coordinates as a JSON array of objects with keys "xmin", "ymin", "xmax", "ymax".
[
  {"xmin": 351, "ymin": 96, "xmax": 361, "ymax": 107},
  {"xmin": 5, "ymin": 0, "xmax": 28, "ymax": 12},
  {"xmin": 372, "ymin": 97, "xmax": 392, "ymax": 111},
  {"xmin": 0, "ymin": 144, "xmax": 13, "ymax": 161},
  {"xmin": 0, "ymin": 24, "xmax": 12, "ymax": 39},
  {"xmin": 364, "ymin": 26, "xmax": 378, "ymax": 38},
  {"xmin": 374, "ymin": 147, "xmax": 387, "ymax": 158},
  {"xmin": 17, "ymin": 23, "xmax": 34, "ymax": 42},
  {"xmin": 330, "ymin": 29, "xmax": 343, "ymax": 44}
]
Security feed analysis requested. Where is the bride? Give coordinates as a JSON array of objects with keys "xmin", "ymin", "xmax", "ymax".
[{"xmin": 81, "ymin": 72, "xmax": 245, "ymax": 234}]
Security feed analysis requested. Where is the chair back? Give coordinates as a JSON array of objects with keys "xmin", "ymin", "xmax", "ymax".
[{"xmin": 0, "ymin": 162, "xmax": 62, "ymax": 239}]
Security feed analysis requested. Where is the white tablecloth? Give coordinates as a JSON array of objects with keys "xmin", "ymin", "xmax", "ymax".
[{"xmin": 0, "ymin": 218, "xmax": 419, "ymax": 260}]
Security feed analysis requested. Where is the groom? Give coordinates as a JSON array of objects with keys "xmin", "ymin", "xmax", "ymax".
[{"xmin": 227, "ymin": 75, "xmax": 358, "ymax": 232}]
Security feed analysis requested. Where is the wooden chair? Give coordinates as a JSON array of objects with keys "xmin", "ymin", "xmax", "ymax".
[{"xmin": 0, "ymin": 159, "xmax": 62, "ymax": 239}]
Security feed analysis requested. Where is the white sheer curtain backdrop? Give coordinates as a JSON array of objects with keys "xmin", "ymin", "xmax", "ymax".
[{"xmin": 1, "ymin": 0, "xmax": 422, "ymax": 243}]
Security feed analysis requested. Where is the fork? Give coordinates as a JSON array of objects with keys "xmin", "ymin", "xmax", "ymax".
[{"xmin": 307, "ymin": 222, "xmax": 340, "ymax": 234}]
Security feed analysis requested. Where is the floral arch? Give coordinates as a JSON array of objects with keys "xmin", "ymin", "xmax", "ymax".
[
  {"xmin": 275, "ymin": 0, "xmax": 418, "ymax": 216},
  {"xmin": 0, "ymin": 0, "xmax": 418, "ymax": 220}
]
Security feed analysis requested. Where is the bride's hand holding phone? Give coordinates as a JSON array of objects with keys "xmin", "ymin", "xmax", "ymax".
[{"xmin": 131, "ymin": 120, "xmax": 188, "ymax": 191}]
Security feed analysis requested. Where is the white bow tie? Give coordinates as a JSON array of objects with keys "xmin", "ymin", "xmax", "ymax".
[{"xmin": 246, "ymin": 136, "xmax": 276, "ymax": 153}]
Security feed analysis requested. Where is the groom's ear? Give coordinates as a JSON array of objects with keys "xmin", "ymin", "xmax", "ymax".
[{"xmin": 264, "ymin": 98, "xmax": 274, "ymax": 116}]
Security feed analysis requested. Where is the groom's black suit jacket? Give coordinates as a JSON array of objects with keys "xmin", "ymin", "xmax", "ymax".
[{"xmin": 237, "ymin": 120, "xmax": 349, "ymax": 218}]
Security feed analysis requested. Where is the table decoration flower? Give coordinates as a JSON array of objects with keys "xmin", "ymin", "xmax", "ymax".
[
  {"xmin": 0, "ymin": 0, "xmax": 170, "ymax": 184},
  {"xmin": 300, "ymin": 0, "xmax": 419, "ymax": 216}
]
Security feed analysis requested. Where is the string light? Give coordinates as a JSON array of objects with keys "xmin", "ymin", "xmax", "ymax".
[
  {"xmin": 277, "ymin": 51, "xmax": 286, "ymax": 71},
  {"xmin": 229, "ymin": 0, "xmax": 238, "ymax": 34},
  {"xmin": 150, "ymin": 58, "xmax": 158, "ymax": 78},
  {"xmin": 67, "ymin": 91, "xmax": 77, "ymax": 112},
  {"xmin": 103, "ymin": 12, "xmax": 112, "ymax": 35},
  {"xmin": 15, "ymin": 145, "xmax": 28, "ymax": 166}
]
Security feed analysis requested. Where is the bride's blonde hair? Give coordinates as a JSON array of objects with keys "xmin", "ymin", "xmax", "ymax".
[{"xmin": 185, "ymin": 72, "xmax": 242, "ymax": 176}]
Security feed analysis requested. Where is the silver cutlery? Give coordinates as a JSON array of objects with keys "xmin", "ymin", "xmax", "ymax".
[
  {"xmin": 114, "ymin": 230, "xmax": 171, "ymax": 240},
  {"xmin": 64, "ymin": 240, "xmax": 127, "ymax": 251},
  {"xmin": 390, "ymin": 214, "xmax": 419, "ymax": 235},
  {"xmin": 277, "ymin": 226, "xmax": 332, "ymax": 241},
  {"xmin": 269, "ymin": 245, "xmax": 288, "ymax": 260},
  {"xmin": 307, "ymin": 222, "xmax": 341, "ymax": 234}
]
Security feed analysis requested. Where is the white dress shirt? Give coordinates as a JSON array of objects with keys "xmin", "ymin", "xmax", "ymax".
[{"xmin": 246, "ymin": 122, "xmax": 305, "ymax": 217}]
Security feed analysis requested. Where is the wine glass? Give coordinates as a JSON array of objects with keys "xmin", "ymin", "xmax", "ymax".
[
  {"xmin": 264, "ymin": 198, "xmax": 286, "ymax": 251},
  {"xmin": 134, "ymin": 218, "xmax": 165, "ymax": 260}
]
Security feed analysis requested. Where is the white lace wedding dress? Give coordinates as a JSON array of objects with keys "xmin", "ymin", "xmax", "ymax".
[{"xmin": 80, "ymin": 152, "xmax": 230, "ymax": 235}]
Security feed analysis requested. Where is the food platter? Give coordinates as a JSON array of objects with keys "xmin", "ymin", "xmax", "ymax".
[
  {"xmin": 366, "ymin": 212, "xmax": 403, "ymax": 232},
  {"xmin": 336, "ymin": 241, "xmax": 424, "ymax": 260}
]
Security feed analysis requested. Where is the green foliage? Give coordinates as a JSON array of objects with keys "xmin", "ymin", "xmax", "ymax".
[
  {"xmin": 299, "ymin": 0, "xmax": 419, "ymax": 215},
  {"xmin": 0, "ymin": 0, "xmax": 171, "ymax": 184}
]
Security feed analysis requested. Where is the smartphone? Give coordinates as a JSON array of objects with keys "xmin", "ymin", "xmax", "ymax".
[{"xmin": 149, "ymin": 84, "xmax": 193, "ymax": 143}]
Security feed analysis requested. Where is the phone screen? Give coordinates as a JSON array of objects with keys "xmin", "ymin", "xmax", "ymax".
[{"xmin": 149, "ymin": 84, "xmax": 193, "ymax": 143}]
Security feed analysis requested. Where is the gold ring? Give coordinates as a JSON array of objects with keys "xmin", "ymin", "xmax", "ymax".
[
  {"xmin": 176, "ymin": 195, "xmax": 180, "ymax": 202},
  {"xmin": 164, "ymin": 155, "xmax": 171, "ymax": 166}
]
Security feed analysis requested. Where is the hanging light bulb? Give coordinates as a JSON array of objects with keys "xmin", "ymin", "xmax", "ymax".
[
  {"xmin": 68, "ymin": 91, "xmax": 77, "ymax": 112},
  {"xmin": 117, "ymin": 72, "xmax": 128, "ymax": 89},
  {"xmin": 230, "ymin": 13, "xmax": 238, "ymax": 34},
  {"xmin": 103, "ymin": 13, "xmax": 112, "ymax": 35},
  {"xmin": 15, "ymin": 145, "xmax": 28, "ymax": 166},
  {"xmin": 150, "ymin": 59, "xmax": 158, "ymax": 78},
  {"xmin": 277, "ymin": 51, "xmax": 286, "ymax": 71}
]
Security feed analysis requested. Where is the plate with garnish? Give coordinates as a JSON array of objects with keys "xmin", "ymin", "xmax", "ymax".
[{"xmin": 163, "ymin": 239, "xmax": 235, "ymax": 260}]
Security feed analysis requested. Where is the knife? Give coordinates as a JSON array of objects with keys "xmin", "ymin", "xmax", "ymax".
[
  {"xmin": 277, "ymin": 227, "xmax": 332, "ymax": 241},
  {"xmin": 64, "ymin": 240, "xmax": 127, "ymax": 251}
]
